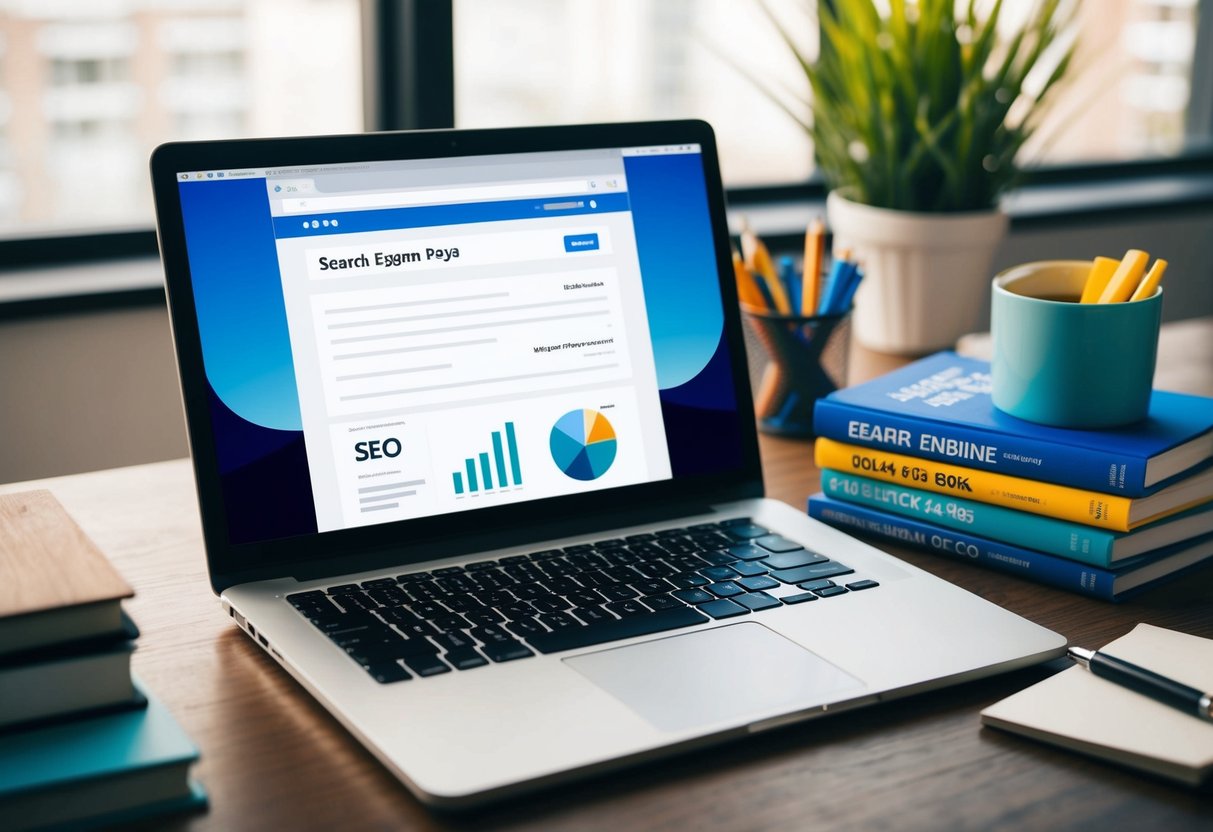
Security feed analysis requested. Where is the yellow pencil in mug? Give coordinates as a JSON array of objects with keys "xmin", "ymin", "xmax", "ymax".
[
  {"xmin": 1079, "ymin": 256, "xmax": 1119, "ymax": 304},
  {"xmin": 1130, "ymin": 258, "xmax": 1167, "ymax": 301},
  {"xmin": 1096, "ymin": 249, "xmax": 1149, "ymax": 304}
]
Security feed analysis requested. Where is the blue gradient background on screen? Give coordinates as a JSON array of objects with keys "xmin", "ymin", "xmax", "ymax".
[
  {"xmin": 178, "ymin": 149, "xmax": 739, "ymax": 543},
  {"xmin": 622, "ymin": 153, "xmax": 724, "ymax": 391},
  {"xmin": 179, "ymin": 179, "xmax": 303, "ymax": 432}
]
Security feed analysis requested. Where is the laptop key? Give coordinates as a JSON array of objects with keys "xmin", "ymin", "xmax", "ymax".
[
  {"xmin": 571, "ymin": 606, "xmax": 615, "ymax": 625},
  {"xmin": 737, "ymin": 575, "xmax": 780, "ymax": 592},
  {"xmin": 367, "ymin": 661, "xmax": 412, "ymax": 684},
  {"xmin": 361, "ymin": 577, "xmax": 398, "ymax": 589},
  {"xmin": 498, "ymin": 602, "xmax": 536, "ymax": 620},
  {"xmin": 481, "ymin": 640, "xmax": 534, "ymax": 663},
  {"xmin": 706, "ymin": 581, "xmax": 744, "ymax": 598},
  {"xmin": 671, "ymin": 588, "xmax": 714, "ymax": 605},
  {"xmin": 781, "ymin": 592, "xmax": 818, "ymax": 605},
  {"xmin": 631, "ymin": 578, "xmax": 676, "ymax": 596},
  {"xmin": 846, "ymin": 580, "xmax": 880, "ymax": 591},
  {"xmin": 430, "ymin": 614, "xmax": 470, "ymax": 633},
  {"xmin": 567, "ymin": 588, "xmax": 606, "ymax": 607},
  {"xmin": 530, "ymin": 596, "xmax": 571, "ymax": 613},
  {"xmin": 696, "ymin": 550, "xmax": 736, "ymax": 566},
  {"xmin": 288, "ymin": 591, "xmax": 327, "ymax": 605},
  {"xmin": 698, "ymin": 599, "xmax": 749, "ymax": 619},
  {"xmin": 815, "ymin": 586, "xmax": 849, "ymax": 598},
  {"xmin": 718, "ymin": 517, "xmax": 752, "ymax": 527},
  {"xmin": 465, "ymin": 560, "xmax": 497, "ymax": 571},
  {"xmin": 404, "ymin": 654, "xmax": 451, "ymax": 677},
  {"xmin": 731, "ymin": 561, "xmax": 769, "ymax": 577},
  {"xmin": 470, "ymin": 624, "xmax": 513, "ymax": 643},
  {"xmin": 733, "ymin": 591, "xmax": 781, "ymax": 611},
  {"xmin": 754, "ymin": 535, "xmax": 804, "ymax": 553},
  {"xmin": 326, "ymin": 584, "xmax": 361, "ymax": 594},
  {"xmin": 506, "ymin": 617, "xmax": 548, "ymax": 639},
  {"xmin": 539, "ymin": 612, "xmax": 579, "ymax": 631},
  {"xmin": 605, "ymin": 599, "xmax": 649, "ymax": 618},
  {"xmin": 724, "ymin": 524, "xmax": 768, "ymax": 540},
  {"xmin": 464, "ymin": 608, "xmax": 504, "ymax": 625},
  {"xmin": 445, "ymin": 648, "xmax": 489, "ymax": 670},
  {"xmin": 599, "ymin": 584, "xmax": 639, "ymax": 602},
  {"xmin": 669, "ymin": 572, "xmax": 708, "ymax": 589},
  {"xmin": 771, "ymin": 561, "xmax": 855, "ymax": 584},
  {"xmin": 640, "ymin": 594, "xmax": 683, "ymax": 612},
  {"xmin": 432, "ymin": 631, "xmax": 475, "ymax": 652},
  {"xmin": 525, "ymin": 607, "xmax": 709, "ymax": 654},
  {"xmin": 700, "ymin": 565, "xmax": 739, "ymax": 581},
  {"xmin": 409, "ymin": 601, "xmax": 450, "ymax": 619},
  {"xmin": 727, "ymin": 543, "xmax": 769, "ymax": 561},
  {"xmin": 796, "ymin": 579, "xmax": 834, "ymax": 592},
  {"xmin": 432, "ymin": 566, "xmax": 465, "ymax": 576},
  {"xmin": 760, "ymin": 551, "xmax": 828, "ymax": 571},
  {"xmin": 543, "ymin": 577, "xmax": 581, "ymax": 596}
]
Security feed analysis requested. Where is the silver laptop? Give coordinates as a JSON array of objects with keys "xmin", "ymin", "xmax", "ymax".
[{"xmin": 150, "ymin": 121, "xmax": 1064, "ymax": 808}]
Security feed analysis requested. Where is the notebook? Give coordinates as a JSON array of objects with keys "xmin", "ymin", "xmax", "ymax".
[{"xmin": 981, "ymin": 624, "xmax": 1213, "ymax": 786}]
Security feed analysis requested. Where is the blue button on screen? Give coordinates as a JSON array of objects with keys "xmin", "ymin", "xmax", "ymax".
[{"xmin": 564, "ymin": 233, "xmax": 599, "ymax": 252}]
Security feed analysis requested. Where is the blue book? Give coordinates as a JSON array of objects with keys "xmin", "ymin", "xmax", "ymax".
[
  {"xmin": 812, "ymin": 351, "xmax": 1213, "ymax": 496},
  {"xmin": 819, "ymin": 469, "xmax": 1213, "ymax": 567},
  {"xmin": 0, "ymin": 682, "xmax": 206, "ymax": 831},
  {"xmin": 807, "ymin": 493, "xmax": 1213, "ymax": 601}
]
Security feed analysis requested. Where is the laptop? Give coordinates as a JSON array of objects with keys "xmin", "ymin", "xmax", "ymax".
[{"xmin": 150, "ymin": 120, "xmax": 1064, "ymax": 808}]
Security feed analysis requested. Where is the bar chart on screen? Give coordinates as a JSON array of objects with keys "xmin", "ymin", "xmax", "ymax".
[{"xmin": 452, "ymin": 422, "xmax": 524, "ymax": 497}]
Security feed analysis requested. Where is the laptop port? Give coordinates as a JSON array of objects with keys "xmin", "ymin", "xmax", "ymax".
[{"xmin": 258, "ymin": 634, "xmax": 269, "ymax": 648}]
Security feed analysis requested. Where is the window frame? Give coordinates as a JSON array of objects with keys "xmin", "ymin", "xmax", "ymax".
[{"xmin": 0, "ymin": 0, "xmax": 1210, "ymax": 275}]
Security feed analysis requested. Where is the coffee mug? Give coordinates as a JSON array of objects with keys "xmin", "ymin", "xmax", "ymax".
[{"xmin": 991, "ymin": 260, "xmax": 1162, "ymax": 428}]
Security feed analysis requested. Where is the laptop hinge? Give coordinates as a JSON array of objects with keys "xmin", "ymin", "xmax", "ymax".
[{"xmin": 290, "ymin": 497, "xmax": 719, "ymax": 584}]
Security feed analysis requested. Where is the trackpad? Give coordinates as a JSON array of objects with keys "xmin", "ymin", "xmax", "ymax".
[{"xmin": 564, "ymin": 623, "xmax": 866, "ymax": 733}]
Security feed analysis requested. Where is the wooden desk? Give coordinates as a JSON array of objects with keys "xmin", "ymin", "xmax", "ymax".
[
  {"xmin": 4, "ymin": 439, "xmax": 1211, "ymax": 831},
  {"xmin": 5, "ymin": 319, "xmax": 1212, "ymax": 828}
]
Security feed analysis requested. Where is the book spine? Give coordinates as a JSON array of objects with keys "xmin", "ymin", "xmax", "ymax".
[
  {"xmin": 812, "ymin": 398, "xmax": 1149, "ymax": 494},
  {"xmin": 807, "ymin": 495, "xmax": 1119, "ymax": 600},
  {"xmin": 818, "ymin": 469, "xmax": 1117, "ymax": 565},
  {"xmin": 814, "ymin": 438, "xmax": 1134, "ymax": 531}
]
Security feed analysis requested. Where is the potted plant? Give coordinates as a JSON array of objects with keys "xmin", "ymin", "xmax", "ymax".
[{"xmin": 759, "ymin": 0, "xmax": 1075, "ymax": 354}]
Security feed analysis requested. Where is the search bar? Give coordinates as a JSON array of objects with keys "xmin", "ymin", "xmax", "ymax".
[{"xmin": 279, "ymin": 180, "xmax": 593, "ymax": 215}]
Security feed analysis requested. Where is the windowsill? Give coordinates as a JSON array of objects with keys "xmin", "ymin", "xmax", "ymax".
[{"xmin": 2, "ymin": 169, "xmax": 1212, "ymax": 321}]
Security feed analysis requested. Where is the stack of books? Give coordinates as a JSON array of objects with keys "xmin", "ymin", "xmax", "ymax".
[
  {"xmin": 808, "ymin": 353, "xmax": 1213, "ymax": 601},
  {"xmin": 0, "ymin": 490, "xmax": 205, "ymax": 831}
]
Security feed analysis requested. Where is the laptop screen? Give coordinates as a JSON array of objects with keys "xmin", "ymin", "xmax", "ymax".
[{"xmin": 175, "ymin": 142, "xmax": 748, "ymax": 546}]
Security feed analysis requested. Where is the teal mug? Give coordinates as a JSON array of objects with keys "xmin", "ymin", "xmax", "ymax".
[{"xmin": 991, "ymin": 260, "xmax": 1162, "ymax": 428}]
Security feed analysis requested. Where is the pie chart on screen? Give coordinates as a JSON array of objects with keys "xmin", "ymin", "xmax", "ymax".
[{"xmin": 550, "ymin": 409, "xmax": 617, "ymax": 481}]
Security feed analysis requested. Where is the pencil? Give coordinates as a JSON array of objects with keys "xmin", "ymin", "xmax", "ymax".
[
  {"xmin": 1079, "ymin": 256, "xmax": 1119, "ymax": 304},
  {"xmin": 732, "ymin": 251, "xmax": 767, "ymax": 310},
  {"xmin": 1129, "ymin": 258, "xmax": 1167, "ymax": 301},
  {"xmin": 1097, "ymin": 249, "xmax": 1150, "ymax": 304},
  {"xmin": 741, "ymin": 223, "xmax": 791, "ymax": 314},
  {"xmin": 802, "ymin": 217, "xmax": 824, "ymax": 315}
]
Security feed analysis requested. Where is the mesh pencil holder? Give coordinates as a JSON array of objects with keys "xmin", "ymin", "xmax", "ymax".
[{"xmin": 742, "ymin": 307, "xmax": 850, "ymax": 438}]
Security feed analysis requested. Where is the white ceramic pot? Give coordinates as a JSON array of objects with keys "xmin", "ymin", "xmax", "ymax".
[{"xmin": 826, "ymin": 191, "xmax": 1008, "ymax": 355}]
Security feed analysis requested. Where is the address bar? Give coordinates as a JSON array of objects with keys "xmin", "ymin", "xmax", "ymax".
[{"xmin": 280, "ymin": 179, "xmax": 592, "ymax": 215}]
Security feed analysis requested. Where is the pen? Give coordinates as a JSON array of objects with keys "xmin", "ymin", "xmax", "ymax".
[{"xmin": 1067, "ymin": 646, "xmax": 1213, "ymax": 723}]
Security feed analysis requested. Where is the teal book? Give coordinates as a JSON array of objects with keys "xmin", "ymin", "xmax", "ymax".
[
  {"xmin": 820, "ymin": 469, "xmax": 1213, "ymax": 567},
  {"xmin": 0, "ymin": 681, "xmax": 206, "ymax": 831}
]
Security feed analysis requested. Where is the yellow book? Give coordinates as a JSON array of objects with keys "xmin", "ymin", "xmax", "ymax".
[{"xmin": 813, "ymin": 438, "xmax": 1213, "ymax": 532}]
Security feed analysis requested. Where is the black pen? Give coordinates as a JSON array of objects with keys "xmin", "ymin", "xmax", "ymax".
[{"xmin": 1068, "ymin": 646, "xmax": 1213, "ymax": 723}]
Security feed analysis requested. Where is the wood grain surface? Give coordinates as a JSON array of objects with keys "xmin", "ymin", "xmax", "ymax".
[
  {"xmin": 2, "ymin": 326, "xmax": 1210, "ymax": 831},
  {"xmin": 0, "ymin": 488, "xmax": 132, "ymax": 617}
]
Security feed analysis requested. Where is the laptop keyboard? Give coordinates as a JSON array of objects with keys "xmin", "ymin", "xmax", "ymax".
[{"xmin": 285, "ymin": 518, "xmax": 880, "ymax": 683}]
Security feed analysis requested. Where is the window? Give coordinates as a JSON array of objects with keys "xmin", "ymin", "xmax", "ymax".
[
  {"xmin": 0, "ymin": 0, "xmax": 363, "ymax": 235},
  {"xmin": 452, "ymin": 0, "xmax": 1207, "ymax": 185}
]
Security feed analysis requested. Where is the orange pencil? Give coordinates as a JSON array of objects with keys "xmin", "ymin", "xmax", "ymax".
[
  {"xmin": 802, "ymin": 217, "xmax": 824, "ymax": 315},
  {"xmin": 1097, "ymin": 250, "xmax": 1150, "ymax": 304}
]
